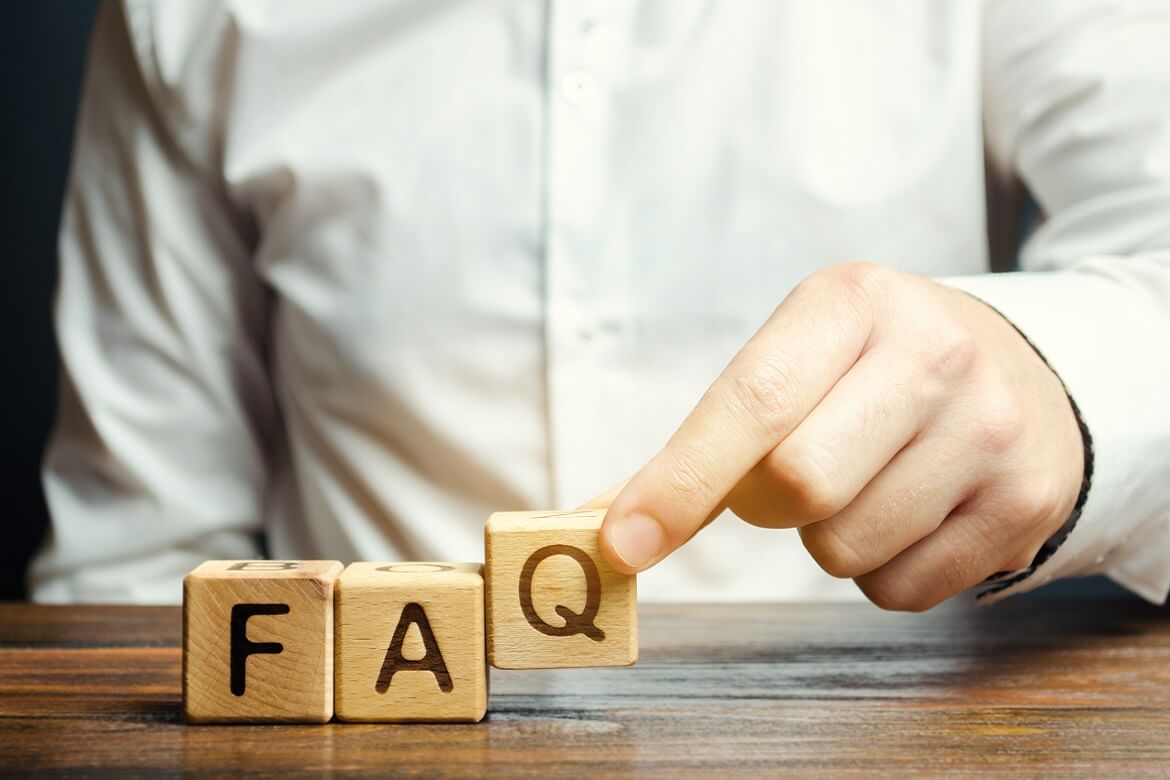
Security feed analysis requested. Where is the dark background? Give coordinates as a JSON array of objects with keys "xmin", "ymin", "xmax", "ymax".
[
  {"xmin": 2, "ymin": 1, "xmax": 101, "ymax": 599},
  {"xmin": 0, "ymin": 1, "xmax": 1133, "ymax": 603}
]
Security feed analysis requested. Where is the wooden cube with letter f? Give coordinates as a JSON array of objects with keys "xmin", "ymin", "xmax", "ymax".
[
  {"xmin": 485, "ymin": 510, "xmax": 638, "ymax": 669},
  {"xmin": 182, "ymin": 560, "xmax": 342, "ymax": 723}
]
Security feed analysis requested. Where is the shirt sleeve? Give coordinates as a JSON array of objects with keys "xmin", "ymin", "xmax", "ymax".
[
  {"xmin": 942, "ymin": 0, "xmax": 1170, "ymax": 604},
  {"xmin": 29, "ymin": 0, "xmax": 275, "ymax": 604}
]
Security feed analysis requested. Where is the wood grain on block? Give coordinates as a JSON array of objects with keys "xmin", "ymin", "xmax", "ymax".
[
  {"xmin": 335, "ymin": 562, "xmax": 487, "ymax": 723},
  {"xmin": 182, "ymin": 560, "xmax": 342, "ymax": 723},
  {"xmin": 485, "ymin": 510, "xmax": 637, "ymax": 669}
]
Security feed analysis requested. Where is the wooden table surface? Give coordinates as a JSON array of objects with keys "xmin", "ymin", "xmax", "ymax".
[{"xmin": 1, "ymin": 598, "xmax": 1168, "ymax": 777}]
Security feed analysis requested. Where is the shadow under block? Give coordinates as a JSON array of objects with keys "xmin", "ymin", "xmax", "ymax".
[
  {"xmin": 485, "ymin": 510, "xmax": 638, "ymax": 669},
  {"xmin": 182, "ymin": 560, "xmax": 342, "ymax": 723},
  {"xmin": 334, "ymin": 562, "xmax": 488, "ymax": 723}
]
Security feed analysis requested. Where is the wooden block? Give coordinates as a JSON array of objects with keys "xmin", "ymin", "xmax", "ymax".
[
  {"xmin": 334, "ymin": 562, "xmax": 487, "ymax": 723},
  {"xmin": 485, "ymin": 510, "xmax": 637, "ymax": 669},
  {"xmin": 182, "ymin": 560, "xmax": 342, "ymax": 723}
]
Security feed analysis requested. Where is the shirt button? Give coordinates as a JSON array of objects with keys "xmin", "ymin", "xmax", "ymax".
[{"xmin": 561, "ymin": 68, "xmax": 599, "ymax": 105}]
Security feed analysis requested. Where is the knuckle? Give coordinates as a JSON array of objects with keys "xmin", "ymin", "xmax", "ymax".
[
  {"xmin": 919, "ymin": 325, "xmax": 977, "ymax": 383},
  {"xmin": 727, "ymin": 356, "xmax": 801, "ymax": 426},
  {"xmin": 794, "ymin": 262, "xmax": 890, "ymax": 326},
  {"xmin": 802, "ymin": 523, "xmax": 869, "ymax": 579},
  {"xmin": 824, "ymin": 262, "xmax": 893, "ymax": 319},
  {"xmin": 997, "ymin": 480, "xmax": 1063, "ymax": 527},
  {"xmin": 970, "ymin": 394, "xmax": 1027, "ymax": 455},
  {"xmin": 831, "ymin": 261, "xmax": 893, "ymax": 296},
  {"xmin": 768, "ymin": 445, "xmax": 846, "ymax": 522}
]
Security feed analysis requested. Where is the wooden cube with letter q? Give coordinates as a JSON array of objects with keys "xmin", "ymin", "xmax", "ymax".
[
  {"xmin": 334, "ymin": 562, "xmax": 488, "ymax": 723},
  {"xmin": 485, "ymin": 510, "xmax": 638, "ymax": 669},
  {"xmin": 182, "ymin": 560, "xmax": 342, "ymax": 723}
]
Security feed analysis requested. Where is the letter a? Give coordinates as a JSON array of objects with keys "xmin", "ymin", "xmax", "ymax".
[{"xmin": 376, "ymin": 603, "xmax": 453, "ymax": 693}]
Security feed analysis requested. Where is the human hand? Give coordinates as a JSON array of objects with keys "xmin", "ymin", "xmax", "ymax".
[{"xmin": 593, "ymin": 263, "xmax": 1084, "ymax": 610}]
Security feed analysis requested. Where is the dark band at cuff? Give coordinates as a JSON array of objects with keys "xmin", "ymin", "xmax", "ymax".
[{"xmin": 968, "ymin": 297, "xmax": 1096, "ymax": 600}]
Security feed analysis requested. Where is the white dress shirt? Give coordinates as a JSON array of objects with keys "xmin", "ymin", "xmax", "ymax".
[{"xmin": 32, "ymin": 0, "xmax": 1170, "ymax": 605}]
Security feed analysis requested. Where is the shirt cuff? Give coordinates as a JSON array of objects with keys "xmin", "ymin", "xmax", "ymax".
[{"xmin": 941, "ymin": 262, "xmax": 1170, "ymax": 605}]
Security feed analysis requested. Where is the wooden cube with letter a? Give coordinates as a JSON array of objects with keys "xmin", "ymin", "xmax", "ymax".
[
  {"xmin": 334, "ymin": 562, "xmax": 487, "ymax": 723},
  {"xmin": 485, "ymin": 510, "xmax": 637, "ymax": 669},
  {"xmin": 182, "ymin": 560, "xmax": 342, "ymax": 723}
]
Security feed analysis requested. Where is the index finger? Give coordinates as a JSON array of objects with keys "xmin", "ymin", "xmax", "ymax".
[{"xmin": 599, "ymin": 267, "xmax": 878, "ymax": 573}]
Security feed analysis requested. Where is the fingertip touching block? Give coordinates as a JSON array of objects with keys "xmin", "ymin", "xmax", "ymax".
[
  {"xmin": 182, "ymin": 560, "xmax": 342, "ymax": 723},
  {"xmin": 485, "ymin": 510, "xmax": 638, "ymax": 669},
  {"xmin": 335, "ymin": 562, "xmax": 487, "ymax": 723}
]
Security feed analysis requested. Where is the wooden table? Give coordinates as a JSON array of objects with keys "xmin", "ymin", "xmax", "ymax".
[{"xmin": 1, "ymin": 598, "xmax": 1168, "ymax": 776}]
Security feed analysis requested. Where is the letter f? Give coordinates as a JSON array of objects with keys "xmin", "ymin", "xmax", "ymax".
[{"xmin": 230, "ymin": 603, "xmax": 290, "ymax": 696}]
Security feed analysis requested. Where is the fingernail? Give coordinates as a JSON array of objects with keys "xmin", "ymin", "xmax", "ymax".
[{"xmin": 609, "ymin": 513, "xmax": 667, "ymax": 570}]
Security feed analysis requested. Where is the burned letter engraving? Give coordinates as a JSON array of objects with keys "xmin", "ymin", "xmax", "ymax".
[
  {"xmin": 229, "ymin": 561, "xmax": 300, "ymax": 571},
  {"xmin": 376, "ymin": 603, "xmax": 453, "ymax": 693},
  {"xmin": 229, "ymin": 603, "xmax": 290, "ymax": 696},
  {"xmin": 375, "ymin": 564, "xmax": 456, "ymax": 574},
  {"xmin": 518, "ymin": 545, "xmax": 605, "ymax": 642}
]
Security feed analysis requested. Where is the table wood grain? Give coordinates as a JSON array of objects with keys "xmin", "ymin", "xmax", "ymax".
[{"xmin": 1, "ymin": 598, "xmax": 1168, "ymax": 777}]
